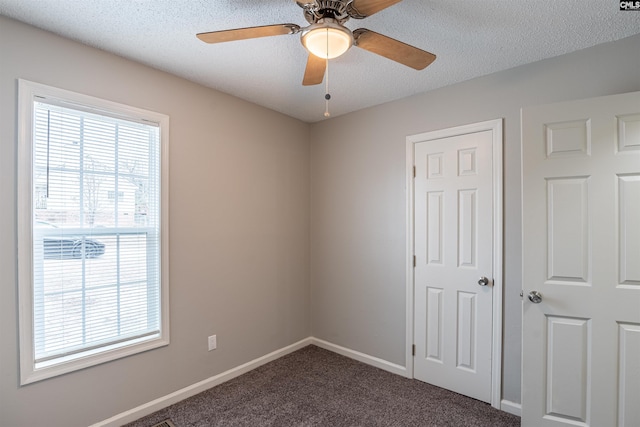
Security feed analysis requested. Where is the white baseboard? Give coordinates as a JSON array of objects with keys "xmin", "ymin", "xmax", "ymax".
[
  {"xmin": 310, "ymin": 337, "xmax": 408, "ymax": 377},
  {"xmin": 91, "ymin": 337, "xmax": 313, "ymax": 427},
  {"xmin": 500, "ymin": 399, "xmax": 522, "ymax": 417}
]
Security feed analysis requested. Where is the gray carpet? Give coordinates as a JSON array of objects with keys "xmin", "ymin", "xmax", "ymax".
[{"xmin": 125, "ymin": 345, "xmax": 521, "ymax": 427}]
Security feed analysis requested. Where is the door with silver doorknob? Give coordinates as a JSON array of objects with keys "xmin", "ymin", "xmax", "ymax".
[
  {"xmin": 522, "ymin": 91, "xmax": 640, "ymax": 427},
  {"xmin": 412, "ymin": 123, "xmax": 498, "ymax": 405}
]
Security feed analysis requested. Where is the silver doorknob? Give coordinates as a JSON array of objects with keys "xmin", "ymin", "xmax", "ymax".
[
  {"xmin": 478, "ymin": 277, "xmax": 489, "ymax": 286},
  {"xmin": 528, "ymin": 291, "xmax": 542, "ymax": 304}
]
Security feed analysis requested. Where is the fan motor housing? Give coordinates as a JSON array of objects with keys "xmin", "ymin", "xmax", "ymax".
[{"xmin": 300, "ymin": 0, "xmax": 351, "ymax": 24}]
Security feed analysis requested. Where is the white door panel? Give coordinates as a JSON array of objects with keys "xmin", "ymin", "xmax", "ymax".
[
  {"xmin": 413, "ymin": 129, "xmax": 494, "ymax": 403},
  {"xmin": 522, "ymin": 91, "xmax": 640, "ymax": 427}
]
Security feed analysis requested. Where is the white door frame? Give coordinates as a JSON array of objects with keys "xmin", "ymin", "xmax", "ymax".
[{"xmin": 405, "ymin": 119, "xmax": 503, "ymax": 409}]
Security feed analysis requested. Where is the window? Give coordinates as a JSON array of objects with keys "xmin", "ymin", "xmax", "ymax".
[{"xmin": 18, "ymin": 80, "xmax": 169, "ymax": 384}]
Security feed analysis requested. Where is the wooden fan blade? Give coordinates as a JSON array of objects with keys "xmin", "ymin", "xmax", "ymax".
[
  {"xmin": 302, "ymin": 54, "xmax": 326, "ymax": 86},
  {"xmin": 348, "ymin": 0, "xmax": 402, "ymax": 18},
  {"xmin": 197, "ymin": 24, "xmax": 300, "ymax": 44},
  {"xmin": 353, "ymin": 28, "xmax": 436, "ymax": 70}
]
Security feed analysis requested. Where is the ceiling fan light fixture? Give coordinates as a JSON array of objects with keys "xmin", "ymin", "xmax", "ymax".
[{"xmin": 301, "ymin": 20, "xmax": 353, "ymax": 59}]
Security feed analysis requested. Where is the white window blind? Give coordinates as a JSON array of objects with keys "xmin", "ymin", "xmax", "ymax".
[{"xmin": 18, "ymin": 80, "xmax": 169, "ymax": 384}]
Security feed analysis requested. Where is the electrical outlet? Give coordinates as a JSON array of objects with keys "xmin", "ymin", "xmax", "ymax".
[{"xmin": 208, "ymin": 335, "xmax": 217, "ymax": 351}]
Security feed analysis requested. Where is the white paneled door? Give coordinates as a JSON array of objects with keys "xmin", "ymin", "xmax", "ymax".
[
  {"xmin": 522, "ymin": 92, "xmax": 640, "ymax": 427},
  {"xmin": 412, "ymin": 121, "xmax": 500, "ymax": 404}
]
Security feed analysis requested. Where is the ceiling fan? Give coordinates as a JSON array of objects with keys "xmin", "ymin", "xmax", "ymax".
[{"xmin": 196, "ymin": 0, "xmax": 436, "ymax": 86}]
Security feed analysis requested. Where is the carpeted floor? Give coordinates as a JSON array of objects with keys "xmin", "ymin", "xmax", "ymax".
[{"xmin": 125, "ymin": 345, "xmax": 521, "ymax": 427}]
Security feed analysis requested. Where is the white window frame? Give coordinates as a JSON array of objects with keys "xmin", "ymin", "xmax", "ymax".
[{"xmin": 17, "ymin": 79, "xmax": 170, "ymax": 385}]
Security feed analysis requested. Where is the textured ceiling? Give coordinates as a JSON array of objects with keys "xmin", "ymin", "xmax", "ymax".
[{"xmin": 1, "ymin": 0, "xmax": 639, "ymax": 122}]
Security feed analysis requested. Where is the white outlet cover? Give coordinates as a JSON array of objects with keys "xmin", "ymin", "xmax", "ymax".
[{"xmin": 208, "ymin": 335, "xmax": 217, "ymax": 351}]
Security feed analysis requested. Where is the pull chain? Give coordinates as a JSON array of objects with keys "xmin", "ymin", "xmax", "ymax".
[
  {"xmin": 324, "ymin": 28, "xmax": 331, "ymax": 118},
  {"xmin": 324, "ymin": 57, "xmax": 330, "ymax": 117}
]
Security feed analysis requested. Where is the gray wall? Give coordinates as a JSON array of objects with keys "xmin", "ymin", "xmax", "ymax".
[
  {"xmin": 309, "ymin": 33, "xmax": 640, "ymax": 404},
  {"xmin": 0, "ymin": 16, "xmax": 310, "ymax": 427},
  {"xmin": 2, "ymin": 12, "xmax": 640, "ymax": 427}
]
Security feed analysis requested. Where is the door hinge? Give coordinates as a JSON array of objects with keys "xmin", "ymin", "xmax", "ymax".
[
  {"xmin": 413, "ymin": 255, "xmax": 416, "ymax": 267},
  {"xmin": 413, "ymin": 166, "xmax": 416, "ymax": 178},
  {"xmin": 412, "ymin": 344, "xmax": 416, "ymax": 356}
]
